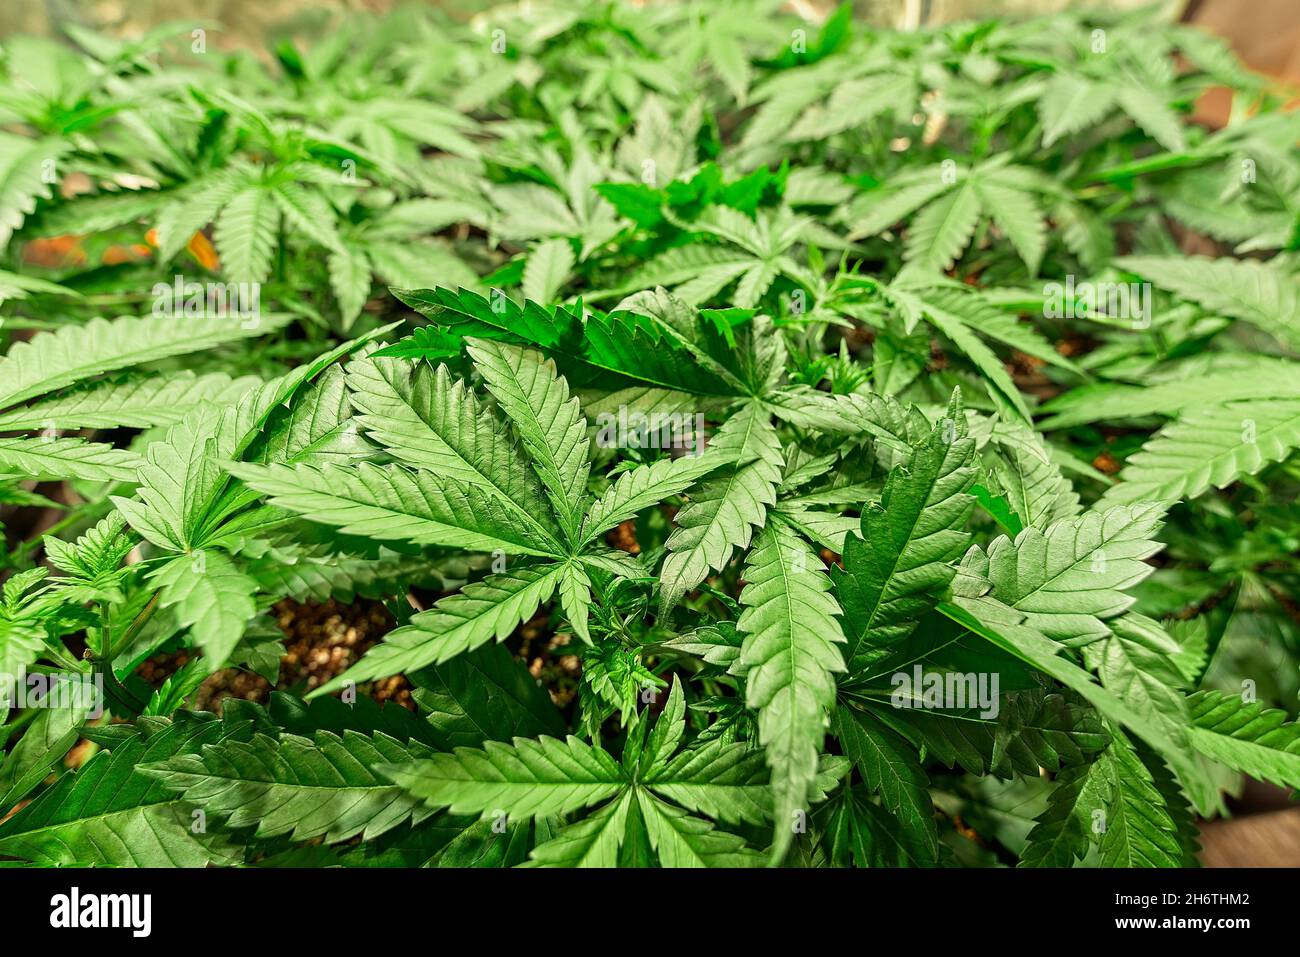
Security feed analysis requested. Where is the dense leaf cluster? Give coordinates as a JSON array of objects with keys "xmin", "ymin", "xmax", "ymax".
[{"xmin": 1, "ymin": 1, "xmax": 1299, "ymax": 867}]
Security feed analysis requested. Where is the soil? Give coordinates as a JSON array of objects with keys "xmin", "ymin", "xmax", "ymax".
[
  {"xmin": 138, "ymin": 598, "xmax": 410, "ymax": 713},
  {"xmin": 134, "ymin": 595, "xmax": 588, "ymax": 716}
]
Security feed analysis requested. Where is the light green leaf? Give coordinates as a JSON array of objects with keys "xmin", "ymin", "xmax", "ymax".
[
  {"xmin": 834, "ymin": 398, "xmax": 977, "ymax": 671},
  {"xmin": 149, "ymin": 550, "xmax": 257, "ymax": 666},
  {"xmin": 582, "ymin": 449, "xmax": 723, "ymax": 544},
  {"xmin": 466, "ymin": 339, "xmax": 591, "ymax": 543},
  {"xmin": 0, "ymin": 372, "xmax": 256, "ymax": 431},
  {"xmin": 659, "ymin": 403, "xmax": 782, "ymax": 613},
  {"xmin": 980, "ymin": 504, "xmax": 1165, "ymax": 645},
  {"xmin": 143, "ymin": 730, "xmax": 434, "ymax": 843},
  {"xmin": 344, "ymin": 356, "xmax": 560, "ymax": 546},
  {"xmin": 634, "ymin": 790, "xmax": 762, "ymax": 867},
  {"xmin": 0, "ymin": 134, "xmax": 66, "ymax": 249},
  {"xmin": 328, "ymin": 244, "xmax": 372, "ymax": 330},
  {"xmin": 1102, "ymin": 399, "xmax": 1300, "ymax": 506},
  {"xmin": 316, "ymin": 563, "xmax": 566, "ymax": 691},
  {"xmin": 0, "ymin": 715, "xmax": 244, "ymax": 866},
  {"xmin": 527, "ymin": 790, "xmax": 631, "ymax": 867},
  {"xmin": 738, "ymin": 519, "xmax": 845, "ymax": 863},
  {"xmin": 1187, "ymin": 690, "xmax": 1300, "ymax": 790},
  {"xmin": 522, "ymin": 237, "xmax": 576, "ymax": 304},
  {"xmin": 0, "ymin": 313, "xmax": 290, "ymax": 413},
  {"xmin": 225, "ymin": 461, "xmax": 562, "ymax": 556},
  {"xmin": 381, "ymin": 734, "xmax": 624, "ymax": 818},
  {"xmin": 1116, "ymin": 255, "xmax": 1300, "ymax": 351},
  {"xmin": 904, "ymin": 182, "xmax": 980, "ymax": 271},
  {"xmin": 215, "ymin": 184, "xmax": 279, "ymax": 283},
  {"xmin": 0, "ymin": 436, "xmax": 142, "ymax": 483},
  {"xmin": 1038, "ymin": 75, "xmax": 1115, "ymax": 146}
]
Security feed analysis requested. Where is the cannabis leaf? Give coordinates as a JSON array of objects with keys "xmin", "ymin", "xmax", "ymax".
[
  {"xmin": 380, "ymin": 680, "xmax": 770, "ymax": 867},
  {"xmin": 737, "ymin": 519, "xmax": 845, "ymax": 863},
  {"xmin": 833, "ymin": 391, "xmax": 978, "ymax": 673}
]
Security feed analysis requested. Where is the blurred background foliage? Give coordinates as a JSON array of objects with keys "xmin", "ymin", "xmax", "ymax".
[
  {"xmin": 2, "ymin": 0, "xmax": 1177, "ymax": 47},
  {"xmin": 5, "ymin": 2, "xmax": 1296, "ymax": 109}
]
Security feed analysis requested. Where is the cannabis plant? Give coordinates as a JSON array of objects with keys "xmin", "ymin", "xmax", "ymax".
[{"xmin": 0, "ymin": 1, "xmax": 1298, "ymax": 868}]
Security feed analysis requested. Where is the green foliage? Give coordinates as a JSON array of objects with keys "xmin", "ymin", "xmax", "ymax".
[
  {"xmin": 737, "ymin": 519, "xmax": 845, "ymax": 862},
  {"xmin": 1, "ymin": 0, "xmax": 1297, "ymax": 870}
]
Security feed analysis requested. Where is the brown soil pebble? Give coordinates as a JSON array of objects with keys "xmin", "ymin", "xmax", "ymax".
[
  {"xmin": 1092, "ymin": 449, "xmax": 1122, "ymax": 476},
  {"xmin": 142, "ymin": 598, "xmax": 411, "ymax": 714},
  {"xmin": 141, "ymin": 596, "xmax": 584, "ymax": 716},
  {"xmin": 1009, "ymin": 350, "xmax": 1059, "ymax": 404},
  {"xmin": 516, "ymin": 612, "xmax": 581, "ymax": 710},
  {"xmin": 607, "ymin": 519, "xmax": 640, "ymax": 555}
]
